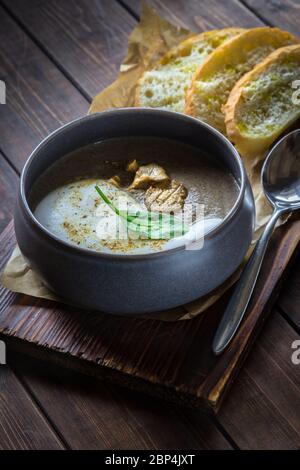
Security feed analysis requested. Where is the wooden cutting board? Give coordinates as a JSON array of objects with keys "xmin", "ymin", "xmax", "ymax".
[{"xmin": 0, "ymin": 218, "xmax": 299, "ymax": 412}]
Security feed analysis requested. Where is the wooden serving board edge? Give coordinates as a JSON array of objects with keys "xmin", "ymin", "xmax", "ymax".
[{"xmin": 3, "ymin": 335, "xmax": 213, "ymax": 412}]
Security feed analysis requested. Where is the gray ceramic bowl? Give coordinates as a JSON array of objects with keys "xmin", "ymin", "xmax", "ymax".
[{"xmin": 14, "ymin": 108, "xmax": 255, "ymax": 315}]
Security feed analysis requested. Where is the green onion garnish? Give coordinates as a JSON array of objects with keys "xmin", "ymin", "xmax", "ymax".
[{"xmin": 95, "ymin": 185, "xmax": 188, "ymax": 240}]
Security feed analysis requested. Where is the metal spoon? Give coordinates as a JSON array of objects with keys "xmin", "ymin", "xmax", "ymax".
[{"xmin": 213, "ymin": 129, "xmax": 300, "ymax": 355}]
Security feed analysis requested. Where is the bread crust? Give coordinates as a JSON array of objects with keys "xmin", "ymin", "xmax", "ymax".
[
  {"xmin": 224, "ymin": 44, "xmax": 300, "ymax": 157},
  {"xmin": 184, "ymin": 27, "xmax": 299, "ymax": 132}
]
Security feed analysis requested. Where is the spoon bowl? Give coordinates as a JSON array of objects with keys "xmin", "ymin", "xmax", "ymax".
[{"xmin": 262, "ymin": 129, "xmax": 300, "ymax": 208}]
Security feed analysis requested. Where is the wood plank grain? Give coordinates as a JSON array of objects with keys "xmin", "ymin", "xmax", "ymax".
[
  {"xmin": 0, "ymin": 153, "xmax": 18, "ymax": 234},
  {"xmin": 278, "ymin": 259, "xmax": 300, "ymax": 329},
  {"xmin": 1, "ymin": 2, "xmax": 297, "ymax": 452},
  {"xmin": 11, "ymin": 354, "xmax": 231, "ymax": 450},
  {"xmin": 2, "ymin": 0, "xmax": 136, "ymax": 99},
  {"xmin": 218, "ymin": 311, "xmax": 300, "ymax": 449},
  {"xmin": 0, "ymin": 5, "xmax": 88, "ymax": 172},
  {"xmin": 122, "ymin": 0, "xmax": 263, "ymax": 29},
  {"xmin": 0, "ymin": 365, "xmax": 63, "ymax": 449},
  {"xmin": 1, "ymin": 0, "xmax": 262, "ymax": 113},
  {"xmin": 242, "ymin": 0, "xmax": 300, "ymax": 35}
]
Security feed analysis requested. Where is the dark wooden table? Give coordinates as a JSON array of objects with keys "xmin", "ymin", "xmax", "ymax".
[{"xmin": 0, "ymin": 0, "xmax": 300, "ymax": 450}]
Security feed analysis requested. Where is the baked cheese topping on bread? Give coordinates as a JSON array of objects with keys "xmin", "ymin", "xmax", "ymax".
[
  {"xmin": 184, "ymin": 27, "xmax": 298, "ymax": 133},
  {"xmin": 225, "ymin": 44, "xmax": 300, "ymax": 157},
  {"xmin": 135, "ymin": 28, "xmax": 244, "ymax": 113}
]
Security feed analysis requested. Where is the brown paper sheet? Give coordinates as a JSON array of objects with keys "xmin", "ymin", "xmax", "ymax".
[{"xmin": 1, "ymin": 4, "xmax": 278, "ymax": 321}]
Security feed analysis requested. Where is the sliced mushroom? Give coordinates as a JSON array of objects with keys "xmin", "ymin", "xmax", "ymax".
[
  {"xmin": 145, "ymin": 179, "xmax": 187, "ymax": 213},
  {"xmin": 129, "ymin": 163, "xmax": 170, "ymax": 190}
]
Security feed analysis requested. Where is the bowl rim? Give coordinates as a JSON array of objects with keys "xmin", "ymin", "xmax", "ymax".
[{"xmin": 19, "ymin": 107, "xmax": 248, "ymax": 260}]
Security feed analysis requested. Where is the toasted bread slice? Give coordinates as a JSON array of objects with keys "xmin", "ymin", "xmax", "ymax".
[
  {"xmin": 185, "ymin": 27, "xmax": 298, "ymax": 133},
  {"xmin": 225, "ymin": 44, "xmax": 300, "ymax": 157},
  {"xmin": 135, "ymin": 28, "xmax": 244, "ymax": 113}
]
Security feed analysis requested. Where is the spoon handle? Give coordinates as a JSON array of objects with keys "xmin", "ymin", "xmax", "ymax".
[{"xmin": 212, "ymin": 207, "xmax": 283, "ymax": 356}]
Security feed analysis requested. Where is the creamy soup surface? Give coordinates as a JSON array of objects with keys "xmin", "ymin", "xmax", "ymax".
[{"xmin": 30, "ymin": 137, "xmax": 239, "ymax": 254}]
